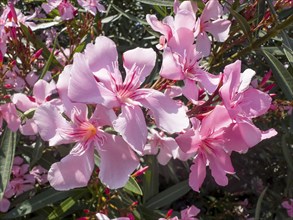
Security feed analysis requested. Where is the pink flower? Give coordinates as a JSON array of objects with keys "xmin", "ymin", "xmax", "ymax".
[
  {"xmin": 4, "ymin": 65, "xmax": 26, "ymax": 92},
  {"xmin": 12, "ymin": 79, "xmax": 61, "ymax": 135},
  {"xmin": 34, "ymin": 103, "xmax": 139, "ymax": 190},
  {"xmin": 42, "ymin": 0, "xmax": 77, "ymax": 20},
  {"xmin": 219, "ymin": 60, "xmax": 277, "ymax": 153},
  {"xmin": 77, "ymin": 0, "xmax": 105, "ymax": 15},
  {"xmin": 30, "ymin": 166, "xmax": 48, "ymax": 185},
  {"xmin": 0, "ymin": 156, "xmax": 35, "ymax": 212},
  {"xmin": 176, "ymin": 105, "xmax": 235, "ymax": 191},
  {"xmin": 68, "ymin": 36, "xmax": 189, "ymax": 154},
  {"xmin": 146, "ymin": 7, "xmax": 196, "ymax": 50},
  {"xmin": 194, "ymin": 0, "xmax": 231, "ymax": 56},
  {"xmin": 160, "ymin": 40, "xmax": 220, "ymax": 103},
  {"xmin": 144, "ymin": 128, "xmax": 191, "ymax": 165},
  {"xmin": 282, "ymin": 199, "xmax": 293, "ymax": 217},
  {"xmin": 159, "ymin": 205, "xmax": 200, "ymax": 220}
]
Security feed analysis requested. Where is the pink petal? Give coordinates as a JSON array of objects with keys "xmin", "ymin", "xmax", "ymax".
[
  {"xmin": 98, "ymin": 134, "xmax": 139, "ymax": 189},
  {"xmin": 176, "ymin": 121, "xmax": 201, "ymax": 154},
  {"xmin": 48, "ymin": 145, "xmax": 94, "ymax": 190},
  {"xmin": 195, "ymin": 31, "xmax": 211, "ymax": 57},
  {"xmin": 261, "ymin": 128, "xmax": 277, "ymax": 140},
  {"xmin": 182, "ymin": 79, "xmax": 199, "ymax": 103},
  {"xmin": 240, "ymin": 88, "xmax": 272, "ymax": 118},
  {"xmin": 34, "ymin": 103, "xmax": 71, "ymax": 146},
  {"xmin": 189, "ymin": 153, "xmax": 207, "ymax": 192},
  {"xmin": 68, "ymin": 53, "xmax": 118, "ymax": 107},
  {"xmin": 56, "ymin": 65, "xmax": 87, "ymax": 117},
  {"xmin": 206, "ymin": 147, "xmax": 234, "ymax": 186},
  {"xmin": 19, "ymin": 119, "xmax": 38, "ymax": 136},
  {"xmin": 112, "ymin": 105, "xmax": 147, "ymax": 154},
  {"xmin": 139, "ymin": 89, "xmax": 189, "ymax": 133},
  {"xmin": 175, "ymin": 0, "xmax": 197, "ymax": 15},
  {"xmin": 219, "ymin": 60, "xmax": 242, "ymax": 104},
  {"xmin": 201, "ymin": 0, "xmax": 223, "ymax": 22},
  {"xmin": 0, "ymin": 103, "xmax": 20, "ymax": 132},
  {"xmin": 196, "ymin": 69, "xmax": 221, "ymax": 95},
  {"xmin": 12, "ymin": 93, "xmax": 38, "ymax": 112},
  {"xmin": 200, "ymin": 105, "xmax": 232, "ymax": 137},
  {"xmin": 33, "ymin": 79, "xmax": 56, "ymax": 103},
  {"xmin": 205, "ymin": 19, "xmax": 231, "ymax": 42},
  {"xmin": 90, "ymin": 104, "xmax": 116, "ymax": 127},
  {"xmin": 84, "ymin": 36, "xmax": 118, "ymax": 73},
  {"xmin": 0, "ymin": 198, "xmax": 10, "ymax": 213},
  {"xmin": 157, "ymin": 137, "xmax": 179, "ymax": 165},
  {"xmin": 123, "ymin": 47, "xmax": 156, "ymax": 84},
  {"xmin": 223, "ymin": 120, "xmax": 262, "ymax": 153},
  {"xmin": 146, "ymin": 14, "xmax": 172, "ymax": 40},
  {"xmin": 168, "ymin": 28, "xmax": 195, "ymax": 55},
  {"xmin": 160, "ymin": 47, "xmax": 184, "ymax": 80},
  {"xmin": 181, "ymin": 205, "xmax": 200, "ymax": 219},
  {"xmin": 174, "ymin": 10, "xmax": 196, "ymax": 32}
]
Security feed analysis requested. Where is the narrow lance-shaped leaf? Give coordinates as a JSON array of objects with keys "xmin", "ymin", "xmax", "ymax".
[
  {"xmin": 145, "ymin": 180, "xmax": 190, "ymax": 209},
  {"xmin": 3, "ymin": 188, "xmax": 86, "ymax": 219},
  {"xmin": 255, "ymin": 187, "xmax": 268, "ymax": 220},
  {"xmin": 124, "ymin": 176, "xmax": 143, "ymax": 195},
  {"xmin": 0, "ymin": 128, "xmax": 17, "ymax": 200},
  {"xmin": 135, "ymin": 0, "xmax": 173, "ymax": 6},
  {"xmin": 262, "ymin": 48, "xmax": 293, "ymax": 100},
  {"xmin": 230, "ymin": 9, "xmax": 252, "ymax": 42},
  {"xmin": 143, "ymin": 156, "xmax": 159, "ymax": 203}
]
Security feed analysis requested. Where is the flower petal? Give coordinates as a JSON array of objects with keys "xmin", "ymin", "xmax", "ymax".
[
  {"xmin": 68, "ymin": 53, "xmax": 118, "ymax": 107},
  {"xmin": 84, "ymin": 36, "xmax": 118, "ymax": 73},
  {"xmin": 34, "ymin": 103, "xmax": 71, "ymax": 146},
  {"xmin": 139, "ymin": 89, "xmax": 189, "ymax": 133},
  {"xmin": 240, "ymin": 88, "xmax": 272, "ymax": 118},
  {"xmin": 33, "ymin": 79, "xmax": 56, "ymax": 103},
  {"xmin": 123, "ymin": 47, "xmax": 156, "ymax": 84},
  {"xmin": 205, "ymin": 19, "xmax": 231, "ymax": 42},
  {"xmin": 195, "ymin": 31, "xmax": 211, "ymax": 57},
  {"xmin": 11, "ymin": 93, "xmax": 38, "ymax": 112},
  {"xmin": 189, "ymin": 153, "xmax": 207, "ymax": 192},
  {"xmin": 113, "ymin": 105, "xmax": 147, "ymax": 154},
  {"xmin": 0, "ymin": 103, "xmax": 20, "ymax": 132},
  {"xmin": 48, "ymin": 145, "xmax": 94, "ymax": 190},
  {"xmin": 98, "ymin": 134, "xmax": 139, "ymax": 189}
]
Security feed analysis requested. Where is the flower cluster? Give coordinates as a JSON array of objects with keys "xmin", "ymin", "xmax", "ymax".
[{"xmin": 0, "ymin": 0, "xmax": 284, "ymax": 218}]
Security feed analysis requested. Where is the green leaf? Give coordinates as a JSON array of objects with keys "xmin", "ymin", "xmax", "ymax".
[
  {"xmin": 30, "ymin": 21, "xmax": 60, "ymax": 31},
  {"xmin": 30, "ymin": 138, "xmax": 45, "ymax": 167},
  {"xmin": 281, "ymin": 133, "xmax": 293, "ymax": 171},
  {"xmin": 262, "ymin": 48, "xmax": 293, "ymax": 100},
  {"xmin": 135, "ymin": 0, "xmax": 173, "ymax": 6},
  {"xmin": 0, "ymin": 129, "xmax": 17, "ymax": 200},
  {"xmin": 124, "ymin": 176, "xmax": 143, "ymax": 195},
  {"xmin": 230, "ymin": 9, "xmax": 252, "ymax": 42},
  {"xmin": 255, "ymin": 187, "xmax": 268, "ymax": 220},
  {"xmin": 112, "ymin": 5, "xmax": 148, "ymax": 25},
  {"xmin": 39, "ymin": 39, "xmax": 57, "ymax": 80},
  {"xmin": 3, "ymin": 188, "xmax": 85, "ymax": 218},
  {"xmin": 145, "ymin": 180, "xmax": 190, "ymax": 209},
  {"xmin": 143, "ymin": 156, "xmax": 159, "ymax": 203},
  {"xmin": 48, "ymin": 196, "xmax": 80, "ymax": 219}
]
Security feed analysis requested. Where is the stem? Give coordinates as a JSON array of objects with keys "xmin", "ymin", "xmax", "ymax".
[{"xmin": 211, "ymin": 14, "xmax": 293, "ymax": 70}]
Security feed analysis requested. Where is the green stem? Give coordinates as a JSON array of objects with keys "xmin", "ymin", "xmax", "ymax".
[{"xmin": 211, "ymin": 14, "xmax": 293, "ymax": 70}]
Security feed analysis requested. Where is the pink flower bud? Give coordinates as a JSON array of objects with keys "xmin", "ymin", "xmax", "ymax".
[{"xmin": 131, "ymin": 166, "xmax": 149, "ymax": 177}]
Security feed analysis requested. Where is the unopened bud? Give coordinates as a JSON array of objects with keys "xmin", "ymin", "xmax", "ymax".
[{"xmin": 132, "ymin": 166, "xmax": 149, "ymax": 177}]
